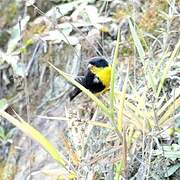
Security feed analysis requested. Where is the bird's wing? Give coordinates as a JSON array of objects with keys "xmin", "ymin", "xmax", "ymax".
[
  {"xmin": 74, "ymin": 76, "xmax": 86, "ymax": 86},
  {"xmin": 69, "ymin": 76, "xmax": 86, "ymax": 101}
]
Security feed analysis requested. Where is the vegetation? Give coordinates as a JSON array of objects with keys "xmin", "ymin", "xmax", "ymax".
[{"xmin": 0, "ymin": 0, "xmax": 179, "ymax": 179}]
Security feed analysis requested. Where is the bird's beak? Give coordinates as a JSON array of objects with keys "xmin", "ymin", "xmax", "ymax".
[{"xmin": 88, "ymin": 64, "xmax": 94, "ymax": 69}]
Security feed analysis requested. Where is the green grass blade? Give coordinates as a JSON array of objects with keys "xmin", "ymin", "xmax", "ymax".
[
  {"xmin": 159, "ymin": 97, "xmax": 180, "ymax": 125},
  {"xmin": 110, "ymin": 28, "xmax": 120, "ymax": 120},
  {"xmin": 153, "ymin": 49, "xmax": 170, "ymax": 77},
  {"xmin": 0, "ymin": 110, "xmax": 67, "ymax": 168},
  {"xmin": 128, "ymin": 18, "xmax": 145, "ymax": 62},
  {"xmin": 114, "ymin": 160, "xmax": 124, "ymax": 180},
  {"xmin": 117, "ymin": 72, "xmax": 128, "ymax": 132},
  {"xmin": 157, "ymin": 39, "xmax": 180, "ymax": 96},
  {"xmin": 147, "ymin": 68, "xmax": 156, "ymax": 94},
  {"xmin": 0, "ymin": 99, "xmax": 8, "ymax": 111}
]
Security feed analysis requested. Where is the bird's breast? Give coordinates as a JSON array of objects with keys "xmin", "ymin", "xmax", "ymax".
[{"xmin": 92, "ymin": 66, "xmax": 111, "ymax": 88}]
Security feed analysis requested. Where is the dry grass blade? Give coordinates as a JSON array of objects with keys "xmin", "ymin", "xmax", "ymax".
[
  {"xmin": 124, "ymin": 105, "xmax": 144, "ymax": 130},
  {"xmin": 122, "ymin": 127, "xmax": 128, "ymax": 177},
  {"xmin": 153, "ymin": 49, "xmax": 170, "ymax": 77},
  {"xmin": 128, "ymin": 81, "xmax": 153, "ymax": 129},
  {"xmin": 157, "ymin": 39, "xmax": 180, "ymax": 96},
  {"xmin": 157, "ymin": 90, "xmax": 180, "ymax": 117},
  {"xmin": 147, "ymin": 68, "xmax": 156, "ymax": 94},
  {"xmin": 38, "ymin": 115, "xmax": 113, "ymax": 129},
  {"xmin": 159, "ymin": 96, "xmax": 180, "ymax": 125},
  {"xmin": 87, "ymin": 121, "xmax": 113, "ymax": 129},
  {"xmin": 0, "ymin": 110, "xmax": 67, "ymax": 168},
  {"xmin": 108, "ymin": 27, "xmax": 124, "ymax": 139},
  {"xmin": 59, "ymin": 132, "xmax": 80, "ymax": 166},
  {"xmin": 126, "ymin": 126, "xmax": 135, "ymax": 147},
  {"xmin": 117, "ymin": 72, "xmax": 128, "ymax": 132}
]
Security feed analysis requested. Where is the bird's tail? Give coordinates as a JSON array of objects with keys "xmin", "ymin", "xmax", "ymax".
[
  {"xmin": 68, "ymin": 76, "xmax": 85, "ymax": 101},
  {"xmin": 69, "ymin": 87, "xmax": 81, "ymax": 101}
]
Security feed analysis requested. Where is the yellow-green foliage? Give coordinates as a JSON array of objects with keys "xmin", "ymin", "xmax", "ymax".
[
  {"xmin": 139, "ymin": 0, "xmax": 168, "ymax": 32},
  {"xmin": 20, "ymin": 39, "xmax": 33, "ymax": 53},
  {"xmin": 0, "ymin": 3, "xmax": 18, "ymax": 27},
  {"xmin": 113, "ymin": 9, "xmax": 128, "ymax": 21}
]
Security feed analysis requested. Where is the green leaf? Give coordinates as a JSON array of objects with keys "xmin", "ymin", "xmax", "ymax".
[
  {"xmin": 153, "ymin": 144, "xmax": 180, "ymax": 161},
  {"xmin": 165, "ymin": 163, "xmax": 180, "ymax": 177}
]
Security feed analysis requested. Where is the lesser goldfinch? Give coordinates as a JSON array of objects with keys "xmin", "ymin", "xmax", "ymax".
[{"xmin": 69, "ymin": 57, "xmax": 111, "ymax": 101}]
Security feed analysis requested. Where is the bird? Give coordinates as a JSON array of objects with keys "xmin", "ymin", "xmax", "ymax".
[{"xmin": 69, "ymin": 57, "xmax": 111, "ymax": 101}]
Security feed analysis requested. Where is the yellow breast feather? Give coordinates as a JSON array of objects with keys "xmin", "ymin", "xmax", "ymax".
[{"xmin": 91, "ymin": 66, "xmax": 111, "ymax": 88}]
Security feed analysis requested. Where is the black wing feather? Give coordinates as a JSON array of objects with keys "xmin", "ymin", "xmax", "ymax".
[
  {"xmin": 69, "ymin": 69, "xmax": 105, "ymax": 101},
  {"xmin": 69, "ymin": 76, "xmax": 86, "ymax": 101}
]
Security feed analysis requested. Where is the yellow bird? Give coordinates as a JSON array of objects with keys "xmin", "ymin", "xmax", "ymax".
[{"xmin": 69, "ymin": 57, "xmax": 111, "ymax": 101}]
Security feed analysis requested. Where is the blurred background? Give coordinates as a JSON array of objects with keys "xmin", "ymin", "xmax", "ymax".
[{"xmin": 0, "ymin": 0, "xmax": 180, "ymax": 179}]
